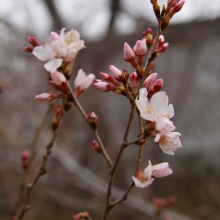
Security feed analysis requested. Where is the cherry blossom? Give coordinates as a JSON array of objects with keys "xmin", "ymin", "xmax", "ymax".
[
  {"xmin": 155, "ymin": 114, "xmax": 176, "ymax": 133},
  {"xmin": 132, "ymin": 161, "xmax": 172, "ymax": 188},
  {"xmin": 154, "ymin": 132, "xmax": 182, "ymax": 155},
  {"xmin": 135, "ymin": 88, "xmax": 174, "ymax": 122},
  {"xmin": 32, "ymin": 28, "xmax": 84, "ymax": 72},
  {"xmin": 74, "ymin": 69, "xmax": 95, "ymax": 98}
]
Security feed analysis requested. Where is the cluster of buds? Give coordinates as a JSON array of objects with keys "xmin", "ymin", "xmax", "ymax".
[
  {"xmin": 150, "ymin": 0, "xmax": 185, "ymax": 31},
  {"xmin": 94, "ymin": 32, "xmax": 168, "ymax": 98}
]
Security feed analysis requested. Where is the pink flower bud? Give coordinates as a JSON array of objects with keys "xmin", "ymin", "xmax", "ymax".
[
  {"xmin": 34, "ymin": 92, "xmax": 61, "ymax": 102},
  {"xmin": 133, "ymin": 39, "xmax": 147, "ymax": 56},
  {"xmin": 24, "ymin": 45, "xmax": 34, "ymax": 53},
  {"xmin": 27, "ymin": 36, "xmax": 41, "ymax": 47},
  {"xmin": 51, "ymin": 71, "xmax": 66, "ymax": 86},
  {"xmin": 99, "ymin": 71, "xmax": 110, "ymax": 80},
  {"xmin": 123, "ymin": 42, "xmax": 135, "ymax": 61},
  {"xmin": 21, "ymin": 150, "xmax": 29, "ymax": 164},
  {"xmin": 144, "ymin": 72, "xmax": 158, "ymax": 92},
  {"xmin": 87, "ymin": 112, "xmax": 98, "ymax": 129},
  {"xmin": 91, "ymin": 140, "xmax": 101, "ymax": 153},
  {"xmin": 130, "ymin": 72, "xmax": 138, "ymax": 88},
  {"xmin": 109, "ymin": 65, "xmax": 122, "ymax": 82},
  {"xmin": 154, "ymin": 78, "xmax": 163, "ymax": 92},
  {"xmin": 93, "ymin": 81, "xmax": 110, "ymax": 92}
]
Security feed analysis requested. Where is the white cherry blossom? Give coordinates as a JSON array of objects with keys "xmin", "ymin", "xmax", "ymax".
[
  {"xmin": 154, "ymin": 132, "xmax": 182, "ymax": 155},
  {"xmin": 135, "ymin": 88, "xmax": 174, "ymax": 122},
  {"xmin": 132, "ymin": 161, "xmax": 172, "ymax": 188}
]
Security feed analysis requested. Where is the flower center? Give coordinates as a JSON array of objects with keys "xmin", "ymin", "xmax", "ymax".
[
  {"xmin": 145, "ymin": 105, "xmax": 154, "ymax": 114},
  {"xmin": 159, "ymin": 135, "xmax": 169, "ymax": 145},
  {"xmin": 137, "ymin": 170, "xmax": 147, "ymax": 182}
]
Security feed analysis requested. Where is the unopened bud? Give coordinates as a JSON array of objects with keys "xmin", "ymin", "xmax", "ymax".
[
  {"xmin": 52, "ymin": 105, "xmax": 64, "ymax": 132},
  {"xmin": 153, "ymin": 79, "xmax": 163, "ymax": 92},
  {"xmin": 109, "ymin": 65, "xmax": 122, "ymax": 82},
  {"xmin": 21, "ymin": 150, "xmax": 29, "ymax": 168},
  {"xmin": 123, "ymin": 43, "xmax": 135, "ymax": 61},
  {"xmin": 91, "ymin": 140, "xmax": 101, "ymax": 153},
  {"xmin": 27, "ymin": 36, "xmax": 41, "ymax": 47},
  {"xmin": 72, "ymin": 211, "xmax": 92, "ymax": 220},
  {"xmin": 87, "ymin": 112, "xmax": 98, "ymax": 129},
  {"xmin": 167, "ymin": 196, "xmax": 177, "ymax": 205},
  {"xmin": 130, "ymin": 72, "xmax": 138, "ymax": 88},
  {"xmin": 24, "ymin": 45, "xmax": 34, "ymax": 53},
  {"xmin": 150, "ymin": 0, "xmax": 160, "ymax": 18},
  {"xmin": 142, "ymin": 28, "xmax": 153, "ymax": 47}
]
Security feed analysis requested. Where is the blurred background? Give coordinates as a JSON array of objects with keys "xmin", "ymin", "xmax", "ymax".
[{"xmin": 1, "ymin": 0, "xmax": 220, "ymax": 219}]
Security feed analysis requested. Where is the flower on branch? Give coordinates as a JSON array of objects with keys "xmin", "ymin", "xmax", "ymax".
[
  {"xmin": 135, "ymin": 88, "xmax": 174, "ymax": 122},
  {"xmin": 74, "ymin": 69, "xmax": 95, "ymax": 98},
  {"xmin": 154, "ymin": 132, "xmax": 182, "ymax": 155},
  {"xmin": 133, "ymin": 39, "xmax": 147, "ymax": 56},
  {"xmin": 155, "ymin": 114, "xmax": 176, "ymax": 133},
  {"xmin": 34, "ymin": 92, "xmax": 62, "ymax": 102},
  {"xmin": 132, "ymin": 161, "xmax": 172, "ymax": 188},
  {"xmin": 51, "ymin": 71, "xmax": 66, "ymax": 86},
  {"xmin": 32, "ymin": 28, "xmax": 85, "ymax": 72}
]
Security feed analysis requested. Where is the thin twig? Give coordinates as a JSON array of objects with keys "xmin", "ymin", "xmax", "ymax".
[
  {"xmin": 10, "ymin": 103, "xmax": 52, "ymax": 219},
  {"xmin": 17, "ymin": 114, "xmax": 64, "ymax": 220},
  {"xmin": 137, "ymin": 19, "xmax": 163, "ymax": 93},
  {"xmin": 66, "ymin": 81, "xmax": 113, "ymax": 168},
  {"xmin": 101, "ymin": 103, "xmax": 137, "ymax": 220}
]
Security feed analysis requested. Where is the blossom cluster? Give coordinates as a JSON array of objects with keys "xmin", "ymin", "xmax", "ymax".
[
  {"xmin": 25, "ymin": 28, "xmax": 95, "ymax": 104},
  {"xmin": 94, "ymin": 28, "xmax": 182, "ymax": 188}
]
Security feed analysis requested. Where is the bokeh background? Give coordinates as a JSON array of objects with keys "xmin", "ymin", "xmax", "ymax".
[{"xmin": 1, "ymin": 0, "xmax": 220, "ymax": 219}]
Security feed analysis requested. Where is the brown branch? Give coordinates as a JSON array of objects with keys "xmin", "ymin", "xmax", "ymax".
[
  {"xmin": 17, "ymin": 113, "xmax": 64, "ymax": 220},
  {"xmin": 66, "ymin": 81, "xmax": 113, "ymax": 168},
  {"xmin": 10, "ymin": 103, "xmax": 52, "ymax": 219}
]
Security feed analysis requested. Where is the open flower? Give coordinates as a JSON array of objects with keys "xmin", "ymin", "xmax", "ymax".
[
  {"xmin": 135, "ymin": 88, "xmax": 174, "ymax": 122},
  {"xmin": 74, "ymin": 69, "xmax": 95, "ymax": 98},
  {"xmin": 32, "ymin": 28, "xmax": 84, "ymax": 72},
  {"xmin": 155, "ymin": 114, "xmax": 176, "ymax": 133},
  {"xmin": 132, "ymin": 161, "xmax": 172, "ymax": 188},
  {"xmin": 154, "ymin": 132, "xmax": 182, "ymax": 155}
]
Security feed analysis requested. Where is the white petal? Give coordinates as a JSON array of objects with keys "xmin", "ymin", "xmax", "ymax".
[
  {"xmin": 74, "ymin": 69, "xmax": 86, "ymax": 88},
  {"xmin": 44, "ymin": 58, "xmax": 63, "ymax": 72},
  {"xmin": 32, "ymin": 46, "xmax": 55, "ymax": 61}
]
